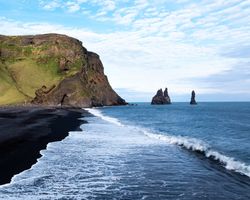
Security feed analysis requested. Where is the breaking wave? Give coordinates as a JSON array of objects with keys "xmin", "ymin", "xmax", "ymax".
[
  {"xmin": 144, "ymin": 131, "xmax": 250, "ymax": 178},
  {"xmin": 86, "ymin": 108, "xmax": 124, "ymax": 126},
  {"xmin": 88, "ymin": 108, "xmax": 250, "ymax": 178}
]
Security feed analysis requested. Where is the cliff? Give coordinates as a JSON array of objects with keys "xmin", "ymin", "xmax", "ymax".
[
  {"xmin": 0, "ymin": 34, "xmax": 126, "ymax": 107},
  {"xmin": 151, "ymin": 88, "xmax": 171, "ymax": 105}
]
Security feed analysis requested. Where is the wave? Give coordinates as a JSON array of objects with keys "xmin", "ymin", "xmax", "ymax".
[
  {"xmin": 88, "ymin": 108, "xmax": 250, "ymax": 178},
  {"xmin": 86, "ymin": 108, "xmax": 124, "ymax": 126},
  {"xmin": 144, "ymin": 131, "xmax": 250, "ymax": 178}
]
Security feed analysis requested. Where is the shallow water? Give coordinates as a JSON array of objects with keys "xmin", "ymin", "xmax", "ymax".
[{"xmin": 0, "ymin": 103, "xmax": 250, "ymax": 199}]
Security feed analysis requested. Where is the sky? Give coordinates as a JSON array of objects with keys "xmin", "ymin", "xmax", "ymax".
[{"xmin": 0, "ymin": 0, "xmax": 250, "ymax": 102}]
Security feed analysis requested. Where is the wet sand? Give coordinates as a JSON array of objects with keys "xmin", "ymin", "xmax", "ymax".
[{"xmin": 0, "ymin": 106, "xmax": 88, "ymax": 185}]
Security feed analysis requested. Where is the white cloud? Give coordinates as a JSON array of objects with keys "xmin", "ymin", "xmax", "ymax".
[
  {"xmin": 40, "ymin": 0, "xmax": 118, "ymax": 13},
  {"xmin": 1, "ymin": 0, "xmax": 250, "ymax": 101},
  {"xmin": 103, "ymin": 0, "xmax": 116, "ymax": 11},
  {"xmin": 66, "ymin": 1, "xmax": 81, "ymax": 12},
  {"xmin": 0, "ymin": 16, "xmax": 245, "ymax": 95},
  {"xmin": 2, "ymin": 17, "xmax": 237, "ymax": 93},
  {"xmin": 40, "ymin": 0, "xmax": 61, "ymax": 10}
]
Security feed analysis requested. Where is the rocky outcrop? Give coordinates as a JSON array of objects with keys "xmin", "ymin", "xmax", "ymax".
[
  {"xmin": 0, "ymin": 34, "xmax": 127, "ymax": 107},
  {"xmin": 32, "ymin": 52, "xmax": 126, "ymax": 107},
  {"xmin": 190, "ymin": 90, "xmax": 197, "ymax": 105},
  {"xmin": 151, "ymin": 88, "xmax": 171, "ymax": 105}
]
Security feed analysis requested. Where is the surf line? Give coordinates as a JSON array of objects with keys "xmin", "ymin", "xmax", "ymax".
[{"xmin": 86, "ymin": 108, "xmax": 250, "ymax": 178}]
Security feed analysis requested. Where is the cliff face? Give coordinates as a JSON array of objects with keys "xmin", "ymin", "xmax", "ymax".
[{"xmin": 0, "ymin": 34, "xmax": 126, "ymax": 107}]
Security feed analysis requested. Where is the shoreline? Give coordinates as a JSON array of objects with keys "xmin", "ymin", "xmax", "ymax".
[{"xmin": 0, "ymin": 106, "xmax": 89, "ymax": 185}]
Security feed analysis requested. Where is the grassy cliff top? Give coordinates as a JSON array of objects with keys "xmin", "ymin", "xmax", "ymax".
[{"xmin": 0, "ymin": 34, "xmax": 87, "ymax": 105}]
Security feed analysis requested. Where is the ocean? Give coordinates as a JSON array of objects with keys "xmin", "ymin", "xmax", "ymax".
[{"xmin": 0, "ymin": 102, "xmax": 249, "ymax": 199}]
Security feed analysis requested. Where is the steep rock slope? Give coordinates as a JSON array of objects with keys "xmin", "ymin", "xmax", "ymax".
[{"xmin": 0, "ymin": 34, "xmax": 126, "ymax": 107}]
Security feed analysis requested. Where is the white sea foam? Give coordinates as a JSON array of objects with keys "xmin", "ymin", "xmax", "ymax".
[
  {"xmin": 143, "ymin": 131, "xmax": 209, "ymax": 152},
  {"xmin": 86, "ymin": 108, "xmax": 124, "ymax": 126},
  {"xmin": 144, "ymin": 131, "xmax": 250, "ymax": 177},
  {"xmin": 88, "ymin": 108, "xmax": 250, "ymax": 178},
  {"xmin": 0, "ymin": 108, "xmax": 249, "ymax": 199}
]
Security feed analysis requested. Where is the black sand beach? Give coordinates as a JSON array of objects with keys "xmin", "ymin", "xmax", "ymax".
[{"xmin": 0, "ymin": 107, "xmax": 88, "ymax": 185}]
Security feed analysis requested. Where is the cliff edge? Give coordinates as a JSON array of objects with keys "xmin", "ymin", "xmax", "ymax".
[{"xmin": 0, "ymin": 34, "xmax": 126, "ymax": 107}]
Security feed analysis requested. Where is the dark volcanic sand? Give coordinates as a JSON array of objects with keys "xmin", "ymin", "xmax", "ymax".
[{"xmin": 0, "ymin": 107, "xmax": 88, "ymax": 185}]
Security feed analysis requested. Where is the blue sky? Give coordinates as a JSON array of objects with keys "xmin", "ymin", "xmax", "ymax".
[{"xmin": 0, "ymin": 0, "xmax": 250, "ymax": 102}]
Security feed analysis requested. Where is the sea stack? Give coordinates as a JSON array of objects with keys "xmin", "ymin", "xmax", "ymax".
[
  {"xmin": 151, "ymin": 88, "xmax": 171, "ymax": 105},
  {"xmin": 190, "ymin": 90, "xmax": 197, "ymax": 105}
]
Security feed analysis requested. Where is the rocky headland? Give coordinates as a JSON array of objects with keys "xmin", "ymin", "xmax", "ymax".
[
  {"xmin": 151, "ymin": 88, "xmax": 171, "ymax": 104},
  {"xmin": 0, "ymin": 34, "xmax": 126, "ymax": 107}
]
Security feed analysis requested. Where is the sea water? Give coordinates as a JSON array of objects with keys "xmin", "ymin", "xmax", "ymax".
[{"xmin": 0, "ymin": 102, "xmax": 250, "ymax": 199}]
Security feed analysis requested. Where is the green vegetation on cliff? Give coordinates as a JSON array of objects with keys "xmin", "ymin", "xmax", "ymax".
[
  {"xmin": 0, "ymin": 34, "xmax": 85, "ymax": 105},
  {"xmin": 0, "ymin": 34, "xmax": 126, "ymax": 107}
]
